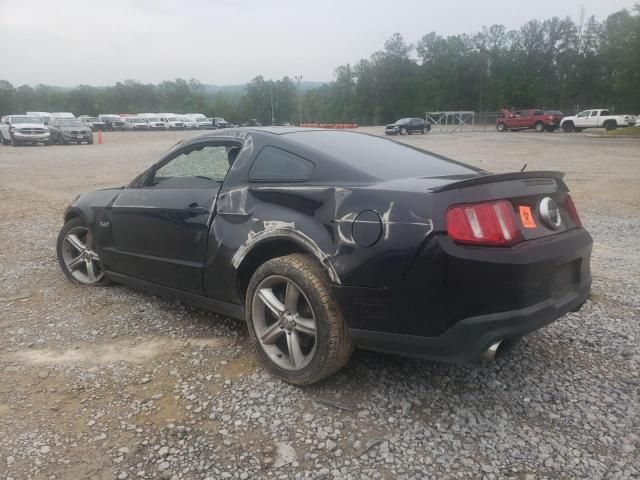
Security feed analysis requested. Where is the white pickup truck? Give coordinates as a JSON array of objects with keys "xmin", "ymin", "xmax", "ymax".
[{"xmin": 560, "ymin": 109, "xmax": 636, "ymax": 132}]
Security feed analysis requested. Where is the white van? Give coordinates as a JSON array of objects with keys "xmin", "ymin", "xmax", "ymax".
[
  {"xmin": 157, "ymin": 113, "xmax": 185, "ymax": 130},
  {"xmin": 26, "ymin": 111, "xmax": 51, "ymax": 125},
  {"xmin": 138, "ymin": 114, "xmax": 167, "ymax": 130}
]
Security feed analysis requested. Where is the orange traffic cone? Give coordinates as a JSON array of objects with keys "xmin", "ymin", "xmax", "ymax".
[{"xmin": 98, "ymin": 131, "xmax": 103, "ymax": 144}]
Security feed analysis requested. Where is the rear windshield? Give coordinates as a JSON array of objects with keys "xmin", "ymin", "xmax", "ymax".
[
  {"xmin": 289, "ymin": 131, "xmax": 481, "ymax": 180},
  {"xmin": 59, "ymin": 120, "xmax": 83, "ymax": 127}
]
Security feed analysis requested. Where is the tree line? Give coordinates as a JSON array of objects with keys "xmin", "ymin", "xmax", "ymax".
[{"xmin": 1, "ymin": 5, "xmax": 638, "ymax": 125}]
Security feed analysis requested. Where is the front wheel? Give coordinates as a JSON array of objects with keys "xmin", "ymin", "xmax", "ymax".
[
  {"xmin": 56, "ymin": 217, "xmax": 110, "ymax": 286},
  {"xmin": 399, "ymin": 127, "xmax": 407, "ymax": 135},
  {"xmin": 246, "ymin": 254, "xmax": 353, "ymax": 385},
  {"xmin": 496, "ymin": 123, "xmax": 506, "ymax": 132},
  {"xmin": 562, "ymin": 122, "xmax": 574, "ymax": 133}
]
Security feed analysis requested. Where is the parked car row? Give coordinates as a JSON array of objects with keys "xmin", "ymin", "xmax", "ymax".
[
  {"xmin": 0, "ymin": 114, "xmax": 94, "ymax": 146},
  {"xmin": 19, "ymin": 111, "xmax": 233, "ymax": 132},
  {"xmin": 496, "ymin": 108, "xmax": 637, "ymax": 132}
]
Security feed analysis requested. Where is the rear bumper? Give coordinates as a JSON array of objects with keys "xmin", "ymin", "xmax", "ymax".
[
  {"xmin": 349, "ymin": 279, "xmax": 589, "ymax": 362},
  {"xmin": 334, "ymin": 227, "xmax": 592, "ymax": 361}
]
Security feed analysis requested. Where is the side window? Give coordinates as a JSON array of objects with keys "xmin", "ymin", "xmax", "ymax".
[
  {"xmin": 578, "ymin": 111, "xmax": 590, "ymax": 118},
  {"xmin": 520, "ymin": 110, "xmax": 529, "ymax": 117},
  {"xmin": 600, "ymin": 110, "xmax": 609, "ymax": 116},
  {"xmin": 534, "ymin": 110, "xmax": 543, "ymax": 116},
  {"xmin": 151, "ymin": 144, "xmax": 235, "ymax": 188},
  {"xmin": 591, "ymin": 111, "xmax": 599, "ymax": 117},
  {"xmin": 249, "ymin": 146, "xmax": 314, "ymax": 182}
]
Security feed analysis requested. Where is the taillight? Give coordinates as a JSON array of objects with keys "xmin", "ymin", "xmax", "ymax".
[
  {"xmin": 446, "ymin": 200, "xmax": 522, "ymax": 246},
  {"xmin": 564, "ymin": 194, "xmax": 582, "ymax": 227}
]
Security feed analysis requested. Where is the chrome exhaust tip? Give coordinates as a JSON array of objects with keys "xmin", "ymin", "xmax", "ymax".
[{"xmin": 481, "ymin": 340, "xmax": 503, "ymax": 362}]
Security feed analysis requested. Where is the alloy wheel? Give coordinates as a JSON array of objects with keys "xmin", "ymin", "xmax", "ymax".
[
  {"xmin": 251, "ymin": 275, "xmax": 317, "ymax": 371},
  {"xmin": 60, "ymin": 226, "xmax": 105, "ymax": 284}
]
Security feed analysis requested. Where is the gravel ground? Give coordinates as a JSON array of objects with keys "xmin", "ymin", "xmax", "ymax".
[{"xmin": 0, "ymin": 130, "xmax": 638, "ymax": 480}]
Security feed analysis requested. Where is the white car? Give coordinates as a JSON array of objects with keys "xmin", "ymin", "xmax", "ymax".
[
  {"xmin": 560, "ymin": 109, "xmax": 636, "ymax": 132},
  {"xmin": 123, "ymin": 117, "xmax": 150, "ymax": 131},
  {"xmin": 0, "ymin": 115, "xmax": 51, "ymax": 146}
]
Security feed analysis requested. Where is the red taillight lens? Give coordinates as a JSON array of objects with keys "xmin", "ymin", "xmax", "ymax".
[
  {"xmin": 446, "ymin": 200, "xmax": 522, "ymax": 246},
  {"xmin": 564, "ymin": 194, "xmax": 582, "ymax": 227}
]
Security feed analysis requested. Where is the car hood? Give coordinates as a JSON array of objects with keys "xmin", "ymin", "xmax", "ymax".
[{"xmin": 13, "ymin": 123, "xmax": 46, "ymax": 129}]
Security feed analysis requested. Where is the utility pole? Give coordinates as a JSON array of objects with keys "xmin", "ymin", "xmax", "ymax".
[
  {"xmin": 270, "ymin": 80, "xmax": 275, "ymax": 126},
  {"xmin": 295, "ymin": 75, "xmax": 303, "ymax": 126}
]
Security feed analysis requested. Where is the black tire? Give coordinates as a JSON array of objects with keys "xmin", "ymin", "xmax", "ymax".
[
  {"xmin": 421, "ymin": 127, "xmax": 426, "ymax": 134},
  {"xmin": 496, "ymin": 122, "xmax": 506, "ymax": 132},
  {"xmin": 11, "ymin": 136, "xmax": 20, "ymax": 147},
  {"xmin": 44, "ymin": 139, "xmax": 52, "ymax": 146},
  {"xmin": 245, "ymin": 254, "xmax": 353, "ymax": 385},
  {"xmin": 61, "ymin": 136, "xmax": 69, "ymax": 145},
  {"xmin": 88, "ymin": 138, "xmax": 94, "ymax": 145},
  {"xmin": 562, "ymin": 122, "xmax": 574, "ymax": 133},
  {"xmin": 56, "ymin": 217, "xmax": 111, "ymax": 286},
  {"xmin": 604, "ymin": 121, "xmax": 617, "ymax": 131},
  {"xmin": 399, "ymin": 127, "xmax": 407, "ymax": 135},
  {"xmin": 534, "ymin": 122, "xmax": 545, "ymax": 133},
  {"xmin": 0, "ymin": 132, "xmax": 8, "ymax": 145}
]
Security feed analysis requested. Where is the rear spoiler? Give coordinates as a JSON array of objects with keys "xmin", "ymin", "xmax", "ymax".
[{"xmin": 429, "ymin": 171, "xmax": 565, "ymax": 192}]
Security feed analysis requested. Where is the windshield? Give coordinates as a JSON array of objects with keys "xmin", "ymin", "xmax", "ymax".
[
  {"xmin": 396, "ymin": 118, "xmax": 411, "ymax": 123},
  {"xmin": 59, "ymin": 120, "xmax": 83, "ymax": 127},
  {"xmin": 198, "ymin": 118, "xmax": 210, "ymax": 123},
  {"xmin": 147, "ymin": 118, "xmax": 161, "ymax": 122},
  {"xmin": 167, "ymin": 117, "xmax": 178, "ymax": 122},
  {"xmin": 87, "ymin": 117, "xmax": 99, "ymax": 122},
  {"xmin": 215, "ymin": 117, "xmax": 226, "ymax": 122},
  {"xmin": 102, "ymin": 115, "xmax": 120, "ymax": 120},
  {"xmin": 12, "ymin": 116, "xmax": 42, "ymax": 124}
]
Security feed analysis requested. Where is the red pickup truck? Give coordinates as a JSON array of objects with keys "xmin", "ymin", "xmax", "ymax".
[{"xmin": 496, "ymin": 109, "xmax": 563, "ymax": 133}]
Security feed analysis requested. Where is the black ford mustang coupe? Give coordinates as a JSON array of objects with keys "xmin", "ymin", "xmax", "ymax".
[{"xmin": 57, "ymin": 127, "xmax": 592, "ymax": 384}]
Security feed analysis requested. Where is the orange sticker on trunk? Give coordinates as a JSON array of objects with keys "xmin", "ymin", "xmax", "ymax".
[{"xmin": 519, "ymin": 206, "xmax": 536, "ymax": 228}]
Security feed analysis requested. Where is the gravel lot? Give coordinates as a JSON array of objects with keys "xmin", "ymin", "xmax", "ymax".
[{"xmin": 1, "ymin": 129, "xmax": 638, "ymax": 480}]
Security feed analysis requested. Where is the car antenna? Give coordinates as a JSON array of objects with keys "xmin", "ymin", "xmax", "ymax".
[{"xmin": 520, "ymin": 163, "xmax": 528, "ymax": 172}]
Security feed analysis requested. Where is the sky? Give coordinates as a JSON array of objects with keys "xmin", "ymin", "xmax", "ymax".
[{"xmin": 0, "ymin": 0, "xmax": 637, "ymax": 87}]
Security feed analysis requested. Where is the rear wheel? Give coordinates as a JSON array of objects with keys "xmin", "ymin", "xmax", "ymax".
[
  {"xmin": 534, "ymin": 122, "xmax": 545, "ymax": 133},
  {"xmin": 246, "ymin": 254, "xmax": 353, "ymax": 385},
  {"xmin": 604, "ymin": 121, "xmax": 617, "ymax": 131},
  {"xmin": 57, "ymin": 217, "xmax": 110, "ymax": 286}
]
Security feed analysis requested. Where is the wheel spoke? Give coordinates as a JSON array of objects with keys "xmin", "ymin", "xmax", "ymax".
[
  {"xmin": 260, "ymin": 321, "xmax": 284, "ymax": 345},
  {"xmin": 67, "ymin": 255, "xmax": 84, "ymax": 271},
  {"xmin": 293, "ymin": 315, "xmax": 316, "ymax": 337},
  {"xmin": 287, "ymin": 331, "xmax": 305, "ymax": 368},
  {"xmin": 86, "ymin": 260, "xmax": 97, "ymax": 282},
  {"xmin": 284, "ymin": 281, "xmax": 300, "ymax": 313},
  {"xmin": 66, "ymin": 233, "xmax": 86, "ymax": 253},
  {"xmin": 257, "ymin": 288, "xmax": 285, "ymax": 317}
]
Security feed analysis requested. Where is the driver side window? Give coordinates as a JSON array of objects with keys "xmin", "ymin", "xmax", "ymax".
[{"xmin": 151, "ymin": 144, "xmax": 235, "ymax": 188}]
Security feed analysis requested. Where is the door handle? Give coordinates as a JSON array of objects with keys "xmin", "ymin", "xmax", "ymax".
[{"xmin": 184, "ymin": 204, "xmax": 209, "ymax": 215}]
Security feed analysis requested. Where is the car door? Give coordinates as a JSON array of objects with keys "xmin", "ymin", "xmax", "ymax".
[
  {"xmin": 105, "ymin": 140, "xmax": 239, "ymax": 293},
  {"xmin": 589, "ymin": 110, "xmax": 600, "ymax": 127},
  {"xmin": 574, "ymin": 110, "xmax": 590, "ymax": 128}
]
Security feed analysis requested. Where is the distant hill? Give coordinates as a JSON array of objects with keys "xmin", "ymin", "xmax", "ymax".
[{"xmin": 201, "ymin": 81, "xmax": 325, "ymax": 96}]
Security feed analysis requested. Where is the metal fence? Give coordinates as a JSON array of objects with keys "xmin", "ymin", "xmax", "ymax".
[{"xmin": 424, "ymin": 109, "xmax": 585, "ymax": 133}]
